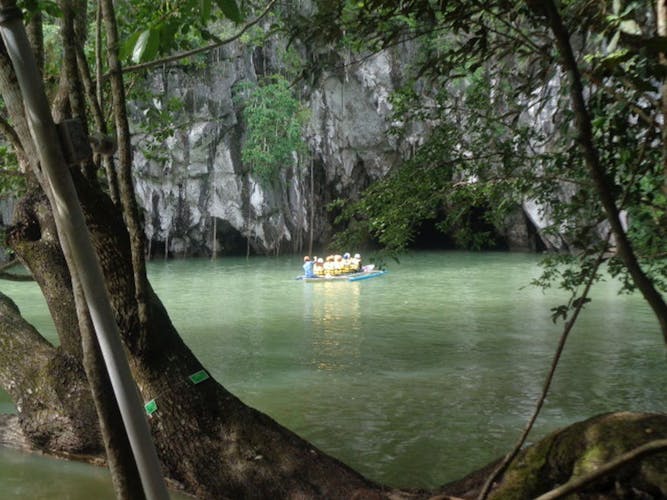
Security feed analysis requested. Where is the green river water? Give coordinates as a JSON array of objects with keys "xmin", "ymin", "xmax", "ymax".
[{"xmin": 0, "ymin": 251, "xmax": 665, "ymax": 498}]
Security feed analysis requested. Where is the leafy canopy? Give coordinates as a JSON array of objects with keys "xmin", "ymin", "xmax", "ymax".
[
  {"xmin": 118, "ymin": 0, "xmax": 243, "ymax": 64},
  {"xmin": 296, "ymin": 1, "xmax": 666, "ymax": 282},
  {"xmin": 283, "ymin": 0, "xmax": 667, "ymax": 328}
]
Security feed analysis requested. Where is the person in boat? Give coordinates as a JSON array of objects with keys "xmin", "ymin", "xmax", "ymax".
[
  {"xmin": 342, "ymin": 253, "xmax": 352, "ymax": 272},
  {"xmin": 314, "ymin": 257, "xmax": 325, "ymax": 276},
  {"xmin": 350, "ymin": 253, "xmax": 362, "ymax": 272},
  {"xmin": 303, "ymin": 256, "xmax": 315, "ymax": 278},
  {"xmin": 333, "ymin": 254, "xmax": 344, "ymax": 275},
  {"xmin": 323, "ymin": 255, "xmax": 335, "ymax": 276}
]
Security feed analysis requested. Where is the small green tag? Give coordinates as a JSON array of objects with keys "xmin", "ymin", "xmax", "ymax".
[
  {"xmin": 144, "ymin": 399, "xmax": 158, "ymax": 415},
  {"xmin": 189, "ymin": 370, "xmax": 210, "ymax": 385}
]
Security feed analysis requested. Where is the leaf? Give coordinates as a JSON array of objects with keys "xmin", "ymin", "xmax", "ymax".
[
  {"xmin": 214, "ymin": 0, "xmax": 242, "ymax": 23},
  {"xmin": 145, "ymin": 27, "xmax": 162, "ymax": 61},
  {"xmin": 550, "ymin": 305, "xmax": 568, "ymax": 324},
  {"xmin": 120, "ymin": 30, "xmax": 142, "ymax": 61},
  {"xmin": 36, "ymin": 0, "xmax": 61, "ymax": 17},
  {"xmin": 572, "ymin": 297, "xmax": 591, "ymax": 309},
  {"xmin": 200, "ymin": 0, "xmax": 212, "ymax": 24},
  {"xmin": 619, "ymin": 19, "xmax": 640, "ymax": 35},
  {"xmin": 131, "ymin": 28, "xmax": 160, "ymax": 64},
  {"xmin": 607, "ymin": 30, "xmax": 620, "ymax": 52},
  {"xmin": 132, "ymin": 30, "xmax": 151, "ymax": 63}
]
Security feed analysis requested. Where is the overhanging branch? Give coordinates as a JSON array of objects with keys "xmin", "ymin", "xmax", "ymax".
[
  {"xmin": 110, "ymin": 0, "xmax": 277, "ymax": 78},
  {"xmin": 0, "ymin": 271, "xmax": 32, "ymax": 281},
  {"xmin": 0, "ymin": 291, "xmax": 54, "ymax": 388}
]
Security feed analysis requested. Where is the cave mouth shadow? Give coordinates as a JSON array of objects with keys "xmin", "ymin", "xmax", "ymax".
[
  {"xmin": 410, "ymin": 208, "xmax": 510, "ymax": 251},
  {"xmin": 211, "ymin": 218, "xmax": 248, "ymax": 257},
  {"xmin": 147, "ymin": 218, "xmax": 252, "ymax": 259}
]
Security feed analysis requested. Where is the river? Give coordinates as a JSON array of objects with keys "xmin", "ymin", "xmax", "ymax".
[{"xmin": 0, "ymin": 251, "xmax": 664, "ymax": 498}]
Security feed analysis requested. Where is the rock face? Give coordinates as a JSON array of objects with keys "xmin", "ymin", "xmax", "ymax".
[
  {"xmin": 0, "ymin": 38, "xmax": 546, "ymax": 258},
  {"xmin": 130, "ymin": 41, "xmax": 418, "ymax": 257},
  {"xmin": 130, "ymin": 37, "xmax": 544, "ymax": 257}
]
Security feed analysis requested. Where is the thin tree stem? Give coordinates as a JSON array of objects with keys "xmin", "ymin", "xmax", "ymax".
[
  {"xmin": 542, "ymin": 0, "xmax": 667, "ymax": 342},
  {"xmin": 99, "ymin": 0, "xmax": 150, "ymax": 333},
  {"xmin": 478, "ymin": 238, "xmax": 609, "ymax": 500}
]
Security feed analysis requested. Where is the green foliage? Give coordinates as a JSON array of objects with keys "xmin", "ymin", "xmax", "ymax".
[
  {"xmin": 132, "ymin": 90, "xmax": 186, "ymax": 163},
  {"xmin": 238, "ymin": 75, "xmax": 308, "ymax": 186},
  {"xmin": 11, "ymin": 2, "xmax": 64, "ymax": 90},
  {"xmin": 19, "ymin": 0, "xmax": 61, "ymax": 18},
  {"xmin": 334, "ymin": 63, "xmax": 557, "ymax": 253},
  {"xmin": 299, "ymin": 0, "xmax": 667, "ymax": 299},
  {"xmin": 118, "ymin": 0, "xmax": 243, "ymax": 64}
]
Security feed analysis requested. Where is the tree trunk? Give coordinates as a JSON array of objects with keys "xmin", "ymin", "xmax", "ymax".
[
  {"xmin": 4, "ymin": 170, "xmax": 389, "ymax": 498},
  {"xmin": 0, "ymin": 40, "xmax": 40, "ymax": 178},
  {"xmin": 659, "ymin": 0, "xmax": 667, "ymax": 199},
  {"xmin": 0, "ymin": 288, "xmax": 101, "ymax": 455},
  {"xmin": 99, "ymin": 0, "xmax": 150, "ymax": 332},
  {"xmin": 0, "ymin": 6, "xmax": 162, "ymax": 493}
]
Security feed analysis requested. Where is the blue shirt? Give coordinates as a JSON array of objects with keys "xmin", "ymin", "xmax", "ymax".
[{"xmin": 303, "ymin": 260, "xmax": 315, "ymax": 278}]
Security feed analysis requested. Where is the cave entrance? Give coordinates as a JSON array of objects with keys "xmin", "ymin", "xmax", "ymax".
[
  {"xmin": 410, "ymin": 206, "xmax": 509, "ymax": 251},
  {"xmin": 411, "ymin": 218, "xmax": 456, "ymax": 250},
  {"xmin": 212, "ymin": 218, "xmax": 248, "ymax": 257}
]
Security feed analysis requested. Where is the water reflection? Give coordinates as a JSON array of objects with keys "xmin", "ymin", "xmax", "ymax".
[{"xmin": 304, "ymin": 281, "xmax": 362, "ymax": 372}]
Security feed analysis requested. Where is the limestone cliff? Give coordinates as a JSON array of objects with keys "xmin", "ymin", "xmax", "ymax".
[
  {"xmin": 130, "ymin": 33, "xmax": 550, "ymax": 256},
  {"xmin": 129, "ymin": 38, "xmax": 414, "ymax": 256}
]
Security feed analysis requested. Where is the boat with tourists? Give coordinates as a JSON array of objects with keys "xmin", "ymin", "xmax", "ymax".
[
  {"xmin": 298, "ymin": 266, "xmax": 386, "ymax": 282},
  {"xmin": 297, "ymin": 253, "xmax": 386, "ymax": 282}
]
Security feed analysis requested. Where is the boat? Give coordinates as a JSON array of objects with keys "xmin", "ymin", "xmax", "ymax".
[{"xmin": 297, "ymin": 264, "xmax": 386, "ymax": 282}]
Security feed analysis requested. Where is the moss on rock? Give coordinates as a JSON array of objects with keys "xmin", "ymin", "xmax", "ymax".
[{"xmin": 488, "ymin": 412, "xmax": 667, "ymax": 499}]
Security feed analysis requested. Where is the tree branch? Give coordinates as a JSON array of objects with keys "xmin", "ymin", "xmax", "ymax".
[
  {"xmin": 0, "ymin": 271, "xmax": 33, "ymax": 281},
  {"xmin": 112, "ymin": 0, "xmax": 277, "ymax": 77},
  {"xmin": 100, "ymin": 0, "xmax": 150, "ymax": 332},
  {"xmin": 541, "ymin": 0, "xmax": 667, "ymax": 342},
  {"xmin": 0, "ymin": 40, "xmax": 41, "ymax": 178},
  {"xmin": 0, "ymin": 258, "xmax": 19, "ymax": 272},
  {"xmin": 75, "ymin": 28, "xmax": 120, "ymax": 203},
  {"xmin": 0, "ymin": 291, "xmax": 54, "ymax": 389},
  {"xmin": 0, "ymin": 257, "xmax": 25, "ymax": 284}
]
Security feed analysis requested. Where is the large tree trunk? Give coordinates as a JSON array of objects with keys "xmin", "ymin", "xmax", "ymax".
[
  {"xmin": 3, "ymin": 173, "xmax": 390, "ymax": 498},
  {"xmin": 0, "ymin": 288, "xmax": 101, "ymax": 455},
  {"xmin": 0, "ymin": 21, "xmax": 406, "ymax": 491}
]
